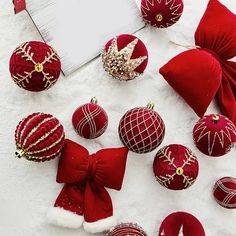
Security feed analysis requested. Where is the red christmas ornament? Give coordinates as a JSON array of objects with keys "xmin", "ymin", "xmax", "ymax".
[
  {"xmin": 213, "ymin": 177, "xmax": 236, "ymax": 209},
  {"xmin": 9, "ymin": 41, "xmax": 61, "ymax": 92},
  {"xmin": 15, "ymin": 112, "xmax": 65, "ymax": 162},
  {"xmin": 193, "ymin": 114, "xmax": 236, "ymax": 157},
  {"xmin": 118, "ymin": 102, "xmax": 165, "ymax": 153},
  {"xmin": 153, "ymin": 144, "xmax": 199, "ymax": 190},
  {"xmin": 141, "ymin": 0, "xmax": 184, "ymax": 28},
  {"xmin": 102, "ymin": 34, "xmax": 148, "ymax": 81},
  {"xmin": 107, "ymin": 223, "xmax": 147, "ymax": 236},
  {"xmin": 72, "ymin": 97, "xmax": 108, "ymax": 139},
  {"xmin": 159, "ymin": 212, "xmax": 205, "ymax": 236}
]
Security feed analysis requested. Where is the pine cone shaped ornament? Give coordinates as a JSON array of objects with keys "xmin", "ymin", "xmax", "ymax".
[
  {"xmin": 153, "ymin": 144, "xmax": 199, "ymax": 190},
  {"xmin": 107, "ymin": 223, "xmax": 147, "ymax": 236},
  {"xmin": 141, "ymin": 0, "xmax": 184, "ymax": 28},
  {"xmin": 213, "ymin": 177, "xmax": 236, "ymax": 209},
  {"xmin": 15, "ymin": 112, "xmax": 65, "ymax": 162},
  {"xmin": 9, "ymin": 41, "xmax": 61, "ymax": 92},
  {"xmin": 72, "ymin": 97, "xmax": 108, "ymax": 139},
  {"xmin": 193, "ymin": 114, "xmax": 236, "ymax": 157},
  {"xmin": 102, "ymin": 34, "xmax": 148, "ymax": 81},
  {"xmin": 118, "ymin": 102, "xmax": 165, "ymax": 153}
]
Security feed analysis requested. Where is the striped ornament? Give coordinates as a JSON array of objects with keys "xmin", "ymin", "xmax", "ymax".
[
  {"xmin": 213, "ymin": 177, "xmax": 236, "ymax": 209},
  {"xmin": 15, "ymin": 112, "xmax": 65, "ymax": 162},
  {"xmin": 118, "ymin": 103, "xmax": 165, "ymax": 153},
  {"xmin": 107, "ymin": 223, "xmax": 147, "ymax": 236},
  {"xmin": 72, "ymin": 99, "xmax": 108, "ymax": 139}
]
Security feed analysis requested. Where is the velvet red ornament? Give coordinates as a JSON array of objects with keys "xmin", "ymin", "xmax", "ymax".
[
  {"xmin": 153, "ymin": 144, "xmax": 199, "ymax": 190},
  {"xmin": 47, "ymin": 139, "xmax": 128, "ymax": 233},
  {"xmin": 72, "ymin": 97, "xmax": 108, "ymax": 139},
  {"xmin": 9, "ymin": 41, "xmax": 61, "ymax": 92},
  {"xmin": 118, "ymin": 103, "xmax": 165, "ymax": 153},
  {"xmin": 107, "ymin": 223, "xmax": 147, "ymax": 236},
  {"xmin": 159, "ymin": 212, "xmax": 206, "ymax": 236},
  {"xmin": 213, "ymin": 177, "xmax": 236, "ymax": 209},
  {"xmin": 159, "ymin": 0, "xmax": 236, "ymax": 124},
  {"xmin": 141, "ymin": 0, "xmax": 184, "ymax": 28},
  {"xmin": 193, "ymin": 114, "xmax": 236, "ymax": 157},
  {"xmin": 15, "ymin": 112, "xmax": 65, "ymax": 162},
  {"xmin": 102, "ymin": 34, "xmax": 148, "ymax": 81}
]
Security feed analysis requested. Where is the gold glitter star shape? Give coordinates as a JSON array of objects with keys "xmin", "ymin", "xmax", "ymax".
[{"xmin": 102, "ymin": 37, "xmax": 148, "ymax": 81}]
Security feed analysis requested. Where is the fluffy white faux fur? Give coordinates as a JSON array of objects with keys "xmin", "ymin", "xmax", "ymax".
[
  {"xmin": 83, "ymin": 216, "xmax": 117, "ymax": 234},
  {"xmin": 47, "ymin": 207, "xmax": 84, "ymax": 229}
]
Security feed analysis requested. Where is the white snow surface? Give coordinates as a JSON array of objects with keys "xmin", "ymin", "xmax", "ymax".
[{"xmin": 0, "ymin": 0, "xmax": 236, "ymax": 236}]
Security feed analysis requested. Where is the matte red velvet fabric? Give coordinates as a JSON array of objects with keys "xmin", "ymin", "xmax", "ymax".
[
  {"xmin": 9, "ymin": 41, "xmax": 61, "ymax": 92},
  {"xmin": 53, "ymin": 139, "xmax": 128, "ymax": 223},
  {"xmin": 193, "ymin": 114, "xmax": 236, "ymax": 157},
  {"xmin": 15, "ymin": 112, "xmax": 65, "ymax": 162},
  {"xmin": 153, "ymin": 144, "xmax": 199, "ymax": 190},
  {"xmin": 213, "ymin": 177, "xmax": 236, "ymax": 209},
  {"xmin": 158, "ymin": 212, "xmax": 205, "ymax": 236},
  {"xmin": 72, "ymin": 103, "xmax": 108, "ymax": 139},
  {"xmin": 160, "ymin": 0, "xmax": 236, "ymax": 124}
]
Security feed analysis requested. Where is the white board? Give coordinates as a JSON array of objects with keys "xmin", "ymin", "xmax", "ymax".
[{"xmin": 26, "ymin": 0, "xmax": 145, "ymax": 75}]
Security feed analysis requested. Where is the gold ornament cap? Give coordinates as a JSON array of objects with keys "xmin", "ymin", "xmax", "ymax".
[
  {"xmin": 35, "ymin": 63, "xmax": 44, "ymax": 72},
  {"xmin": 155, "ymin": 13, "xmax": 163, "ymax": 22},
  {"xmin": 90, "ymin": 97, "xmax": 98, "ymax": 104},
  {"xmin": 15, "ymin": 148, "xmax": 26, "ymax": 159},
  {"xmin": 176, "ymin": 167, "xmax": 184, "ymax": 176},
  {"xmin": 212, "ymin": 114, "xmax": 220, "ymax": 123},
  {"xmin": 147, "ymin": 102, "xmax": 155, "ymax": 110}
]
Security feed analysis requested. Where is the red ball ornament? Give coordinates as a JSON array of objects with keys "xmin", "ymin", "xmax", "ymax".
[
  {"xmin": 118, "ymin": 102, "xmax": 165, "ymax": 153},
  {"xmin": 15, "ymin": 112, "xmax": 65, "ymax": 162},
  {"xmin": 9, "ymin": 41, "xmax": 61, "ymax": 92},
  {"xmin": 102, "ymin": 34, "xmax": 148, "ymax": 81},
  {"xmin": 153, "ymin": 144, "xmax": 199, "ymax": 190},
  {"xmin": 107, "ymin": 223, "xmax": 147, "ymax": 236},
  {"xmin": 141, "ymin": 0, "xmax": 184, "ymax": 28},
  {"xmin": 213, "ymin": 177, "xmax": 236, "ymax": 209},
  {"xmin": 193, "ymin": 114, "xmax": 236, "ymax": 157},
  {"xmin": 159, "ymin": 212, "xmax": 205, "ymax": 236},
  {"xmin": 72, "ymin": 97, "xmax": 108, "ymax": 139}
]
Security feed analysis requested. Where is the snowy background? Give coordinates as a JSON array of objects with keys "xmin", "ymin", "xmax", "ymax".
[{"xmin": 0, "ymin": 0, "xmax": 236, "ymax": 235}]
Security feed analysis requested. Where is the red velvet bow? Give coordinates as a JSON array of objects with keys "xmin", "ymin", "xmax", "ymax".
[
  {"xmin": 52, "ymin": 139, "xmax": 128, "ymax": 226},
  {"xmin": 160, "ymin": 0, "xmax": 236, "ymax": 125}
]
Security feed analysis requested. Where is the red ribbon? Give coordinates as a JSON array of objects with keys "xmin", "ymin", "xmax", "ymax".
[
  {"xmin": 195, "ymin": 0, "xmax": 236, "ymax": 124},
  {"xmin": 53, "ymin": 139, "xmax": 128, "ymax": 223}
]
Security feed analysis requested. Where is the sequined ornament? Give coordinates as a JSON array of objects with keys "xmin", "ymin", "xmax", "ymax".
[
  {"xmin": 9, "ymin": 41, "xmax": 61, "ymax": 92},
  {"xmin": 213, "ymin": 177, "xmax": 236, "ymax": 209},
  {"xmin": 102, "ymin": 34, "xmax": 148, "ymax": 81},
  {"xmin": 118, "ymin": 102, "xmax": 165, "ymax": 153},
  {"xmin": 153, "ymin": 144, "xmax": 199, "ymax": 190},
  {"xmin": 72, "ymin": 97, "xmax": 108, "ymax": 139},
  {"xmin": 15, "ymin": 112, "xmax": 65, "ymax": 162},
  {"xmin": 107, "ymin": 223, "xmax": 147, "ymax": 236},
  {"xmin": 193, "ymin": 114, "xmax": 236, "ymax": 157},
  {"xmin": 141, "ymin": 0, "xmax": 184, "ymax": 28},
  {"xmin": 159, "ymin": 212, "xmax": 206, "ymax": 236}
]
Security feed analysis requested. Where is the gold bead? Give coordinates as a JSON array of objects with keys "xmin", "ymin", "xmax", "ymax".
[
  {"xmin": 176, "ymin": 167, "xmax": 184, "ymax": 176},
  {"xmin": 35, "ymin": 63, "xmax": 44, "ymax": 72},
  {"xmin": 155, "ymin": 13, "xmax": 163, "ymax": 22}
]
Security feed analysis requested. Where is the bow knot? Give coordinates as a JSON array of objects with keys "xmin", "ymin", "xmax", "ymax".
[
  {"xmin": 87, "ymin": 154, "xmax": 97, "ymax": 180},
  {"xmin": 52, "ymin": 139, "xmax": 128, "ymax": 227}
]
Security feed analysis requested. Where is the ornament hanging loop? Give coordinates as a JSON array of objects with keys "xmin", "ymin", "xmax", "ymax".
[
  {"xmin": 90, "ymin": 97, "xmax": 98, "ymax": 104},
  {"xmin": 212, "ymin": 115, "xmax": 220, "ymax": 123},
  {"xmin": 147, "ymin": 102, "xmax": 155, "ymax": 110}
]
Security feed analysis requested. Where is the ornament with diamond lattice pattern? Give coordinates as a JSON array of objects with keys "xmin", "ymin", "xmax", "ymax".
[
  {"xmin": 153, "ymin": 144, "xmax": 199, "ymax": 190},
  {"xmin": 9, "ymin": 41, "xmax": 61, "ymax": 92},
  {"xmin": 159, "ymin": 212, "xmax": 205, "ymax": 236},
  {"xmin": 141, "ymin": 0, "xmax": 184, "ymax": 28},
  {"xmin": 15, "ymin": 112, "xmax": 65, "ymax": 162},
  {"xmin": 102, "ymin": 34, "xmax": 148, "ymax": 81},
  {"xmin": 107, "ymin": 223, "xmax": 147, "ymax": 236},
  {"xmin": 118, "ymin": 102, "xmax": 165, "ymax": 153},
  {"xmin": 193, "ymin": 114, "xmax": 236, "ymax": 157}
]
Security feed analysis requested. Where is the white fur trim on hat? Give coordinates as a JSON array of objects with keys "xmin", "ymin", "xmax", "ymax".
[
  {"xmin": 47, "ymin": 207, "xmax": 84, "ymax": 229},
  {"xmin": 83, "ymin": 216, "xmax": 117, "ymax": 233}
]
